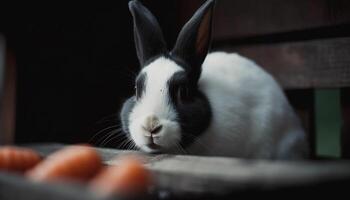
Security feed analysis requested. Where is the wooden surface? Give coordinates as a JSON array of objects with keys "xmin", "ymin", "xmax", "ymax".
[
  {"xmin": 0, "ymin": 143, "xmax": 349, "ymax": 200},
  {"xmin": 178, "ymin": 1, "xmax": 350, "ymax": 90},
  {"xmin": 213, "ymin": 0, "xmax": 350, "ymax": 40},
  {"xmin": 177, "ymin": 0, "xmax": 350, "ymax": 40},
  {"xmin": 0, "ymin": 173, "xmax": 114, "ymax": 200},
  {"xmin": 22, "ymin": 144, "xmax": 350, "ymax": 199},
  {"xmin": 214, "ymin": 37, "xmax": 350, "ymax": 89}
]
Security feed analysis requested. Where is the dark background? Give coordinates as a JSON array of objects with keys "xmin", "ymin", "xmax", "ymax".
[{"xmin": 0, "ymin": 0, "xmax": 179, "ymax": 144}]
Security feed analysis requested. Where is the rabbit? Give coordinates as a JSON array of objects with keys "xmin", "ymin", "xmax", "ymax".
[{"xmin": 120, "ymin": 0, "xmax": 309, "ymax": 159}]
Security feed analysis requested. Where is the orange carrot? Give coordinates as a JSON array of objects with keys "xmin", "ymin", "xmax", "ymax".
[
  {"xmin": 27, "ymin": 145, "xmax": 101, "ymax": 182},
  {"xmin": 90, "ymin": 156, "xmax": 151, "ymax": 196},
  {"xmin": 0, "ymin": 146, "xmax": 41, "ymax": 173}
]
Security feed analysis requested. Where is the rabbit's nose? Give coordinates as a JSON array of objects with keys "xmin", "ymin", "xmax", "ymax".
[{"xmin": 142, "ymin": 115, "xmax": 163, "ymax": 135}]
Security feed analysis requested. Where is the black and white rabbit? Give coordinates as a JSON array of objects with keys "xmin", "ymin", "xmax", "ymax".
[{"xmin": 120, "ymin": 0, "xmax": 309, "ymax": 159}]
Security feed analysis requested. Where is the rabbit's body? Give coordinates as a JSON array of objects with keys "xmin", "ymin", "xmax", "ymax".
[
  {"xmin": 187, "ymin": 52, "xmax": 308, "ymax": 158},
  {"xmin": 122, "ymin": 0, "xmax": 309, "ymax": 159}
]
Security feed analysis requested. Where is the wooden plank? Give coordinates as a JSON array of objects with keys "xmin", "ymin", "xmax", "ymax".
[
  {"xmin": 214, "ymin": 37, "xmax": 350, "ymax": 89},
  {"xmin": 176, "ymin": 0, "xmax": 350, "ymax": 40},
  {"xmin": 0, "ymin": 173, "xmax": 113, "ymax": 200},
  {"xmin": 26, "ymin": 144, "xmax": 350, "ymax": 198},
  {"xmin": 341, "ymin": 88, "xmax": 350, "ymax": 158}
]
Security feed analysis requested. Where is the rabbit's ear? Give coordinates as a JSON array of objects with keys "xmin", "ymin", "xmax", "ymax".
[
  {"xmin": 171, "ymin": 0, "xmax": 215, "ymax": 80},
  {"xmin": 129, "ymin": 0, "xmax": 167, "ymax": 66}
]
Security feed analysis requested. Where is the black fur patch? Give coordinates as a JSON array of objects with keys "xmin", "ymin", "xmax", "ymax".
[
  {"xmin": 129, "ymin": 0, "xmax": 168, "ymax": 66},
  {"xmin": 170, "ymin": 0, "xmax": 215, "ymax": 83},
  {"xmin": 167, "ymin": 72, "xmax": 212, "ymax": 148}
]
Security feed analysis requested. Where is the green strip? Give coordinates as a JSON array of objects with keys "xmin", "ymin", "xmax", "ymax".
[{"xmin": 315, "ymin": 89, "xmax": 341, "ymax": 158}]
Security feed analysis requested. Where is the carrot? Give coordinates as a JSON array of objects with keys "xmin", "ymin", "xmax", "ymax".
[
  {"xmin": 27, "ymin": 145, "xmax": 102, "ymax": 182},
  {"xmin": 0, "ymin": 146, "xmax": 41, "ymax": 173},
  {"xmin": 90, "ymin": 156, "xmax": 151, "ymax": 196}
]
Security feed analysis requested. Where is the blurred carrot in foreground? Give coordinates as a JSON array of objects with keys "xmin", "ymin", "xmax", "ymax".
[
  {"xmin": 27, "ymin": 145, "xmax": 102, "ymax": 182},
  {"xmin": 0, "ymin": 146, "xmax": 41, "ymax": 172},
  {"xmin": 90, "ymin": 156, "xmax": 151, "ymax": 196}
]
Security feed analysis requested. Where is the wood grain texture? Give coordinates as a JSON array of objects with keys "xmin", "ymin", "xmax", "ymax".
[
  {"xmin": 212, "ymin": 0, "xmax": 350, "ymax": 40},
  {"xmin": 215, "ymin": 37, "xmax": 350, "ymax": 89},
  {"xmin": 24, "ymin": 144, "xmax": 350, "ymax": 198}
]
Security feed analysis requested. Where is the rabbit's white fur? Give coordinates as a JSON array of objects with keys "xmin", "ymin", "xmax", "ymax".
[{"xmin": 186, "ymin": 52, "xmax": 308, "ymax": 159}]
